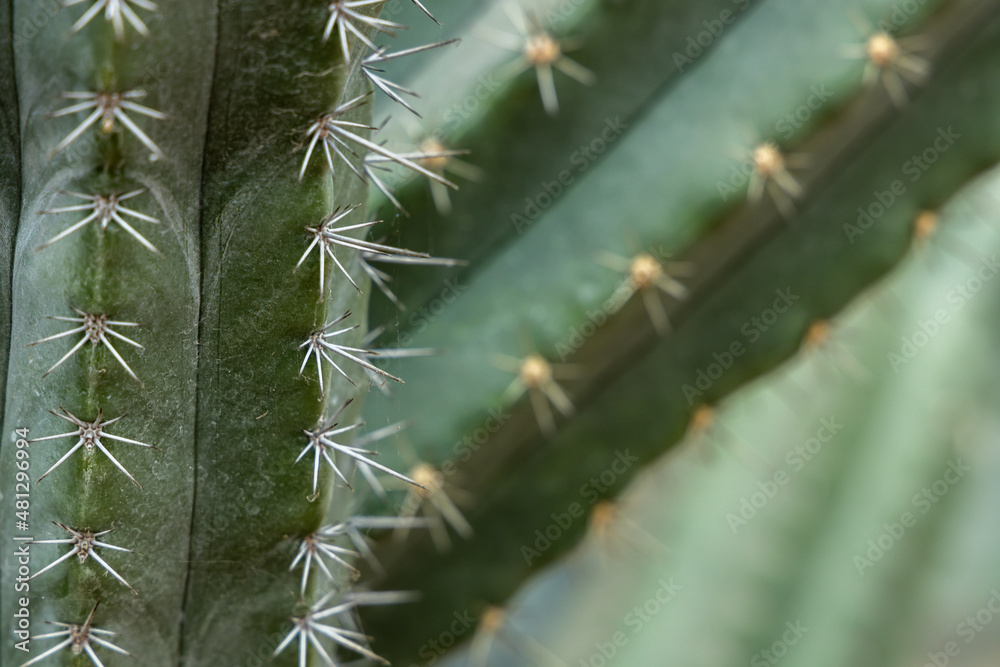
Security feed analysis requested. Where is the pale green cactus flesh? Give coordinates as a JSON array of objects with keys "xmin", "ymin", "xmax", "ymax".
[
  {"xmin": 435, "ymin": 160, "xmax": 1000, "ymax": 667},
  {"xmin": 352, "ymin": 0, "xmax": 1000, "ymax": 662}
]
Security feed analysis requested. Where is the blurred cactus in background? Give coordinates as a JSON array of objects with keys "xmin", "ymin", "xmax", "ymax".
[{"xmin": 2, "ymin": 0, "xmax": 1000, "ymax": 666}]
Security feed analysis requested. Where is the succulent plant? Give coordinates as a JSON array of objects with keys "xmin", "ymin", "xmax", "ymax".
[
  {"xmin": 420, "ymin": 158, "xmax": 1000, "ymax": 667},
  {"xmin": 2, "ymin": 0, "xmax": 1000, "ymax": 666},
  {"xmin": 0, "ymin": 0, "xmax": 448, "ymax": 664}
]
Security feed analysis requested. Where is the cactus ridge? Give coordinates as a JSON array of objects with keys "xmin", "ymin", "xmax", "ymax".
[
  {"xmin": 0, "ymin": 0, "xmax": 462, "ymax": 664},
  {"xmin": 19, "ymin": 601, "xmax": 127, "ymax": 667},
  {"xmin": 487, "ymin": 3, "xmax": 596, "ymax": 116},
  {"xmin": 27, "ymin": 310, "xmax": 143, "ymax": 382},
  {"xmin": 63, "ymin": 0, "xmax": 159, "ymax": 40},
  {"xmin": 361, "ymin": 39, "xmax": 460, "ymax": 117},
  {"xmin": 29, "ymin": 407, "xmax": 154, "ymax": 487},
  {"xmin": 26, "ymin": 522, "xmax": 135, "ymax": 594},
  {"xmin": 49, "ymin": 89, "xmax": 166, "ymax": 161},
  {"xmin": 307, "ymin": 95, "xmax": 461, "ymax": 187},
  {"xmin": 295, "ymin": 205, "xmax": 431, "ymax": 295},
  {"xmin": 351, "ymin": 1, "xmax": 1000, "ymax": 660},
  {"xmin": 295, "ymin": 396, "xmax": 422, "ymax": 499},
  {"xmin": 4, "ymin": 1, "xmax": 999, "ymax": 666},
  {"xmin": 323, "ymin": 0, "xmax": 407, "ymax": 64},
  {"xmin": 36, "ymin": 189, "xmax": 161, "ymax": 254}
]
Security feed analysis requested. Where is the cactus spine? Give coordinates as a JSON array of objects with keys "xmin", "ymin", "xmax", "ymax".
[{"xmin": 0, "ymin": 1, "xmax": 446, "ymax": 664}]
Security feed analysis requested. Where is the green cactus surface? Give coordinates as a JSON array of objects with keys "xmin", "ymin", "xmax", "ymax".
[
  {"xmin": 1, "ymin": 0, "xmax": 1000, "ymax": 666},
  {"xmin": 432, "ymin": 160, "xmax": 1000, "ymax": 667},
  {"xmin": 0, "ymin": 1, "xmax": 429, "ymax": 665}
]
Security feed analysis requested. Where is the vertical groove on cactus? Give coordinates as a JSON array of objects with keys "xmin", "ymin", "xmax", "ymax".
[
  {"xmin": 0, "ymin": 0, "xmax": 19, "ymax": 409},
  {"xmin": 1, "ymin": 0, "xmax": 216, "ymax": 662}
]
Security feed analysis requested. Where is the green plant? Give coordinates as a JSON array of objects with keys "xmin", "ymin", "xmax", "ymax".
[
  {"xmin": 0, "ymin": 1, "xmax": 449, "ymax": 664},
  {"xmin": 420, "ymin": 161, "xmax": 1000, "ymax": 667},
  {"xmin": 351, "ymin": 0, "xmax": 1000, "ymax": 663},
  {"xmin": 2, "ymin": 0, "xmax": 1000, "ymax": 666}
]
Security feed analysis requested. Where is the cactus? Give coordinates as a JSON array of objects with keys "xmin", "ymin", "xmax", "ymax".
[
  {"xmin": 430, "ymin": 160, "xmax": 1000, "ymax": 667},
  {"xmin": 1, "ymin": 0, "xmax": 1000, "ymax": 666},
  {"xmin": 351, "ymin": 0, "xmax": 1000, "ymax": 663},
  {"xmin": 0, "ymin": 1, "xmax": 445, "ymax": 665}
]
